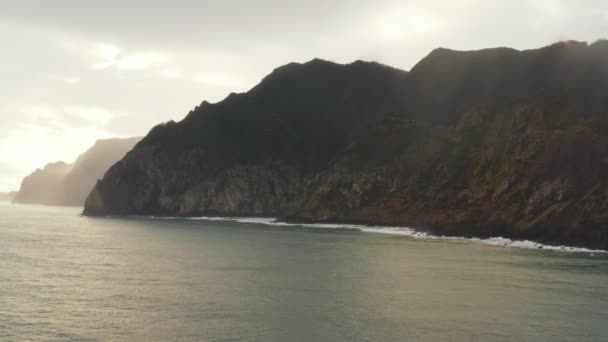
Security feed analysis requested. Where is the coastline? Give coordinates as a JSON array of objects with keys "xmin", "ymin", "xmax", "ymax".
[{"xmin": 92, "ymin": 213, "xmax": 608, "ymax": 254}]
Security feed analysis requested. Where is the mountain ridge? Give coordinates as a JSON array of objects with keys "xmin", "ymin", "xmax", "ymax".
[
  {"xmin": 14, "ymin": 137, "xmax": 141, "ymax": 206},
  {"xmin": 84, "ymin": 41, "xmax": 608, "ymax": 249}
]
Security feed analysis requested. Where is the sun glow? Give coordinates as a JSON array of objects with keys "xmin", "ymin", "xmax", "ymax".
[{"xmin": 93, "ymin": 44, "xmax": 169, "ymax": 71}]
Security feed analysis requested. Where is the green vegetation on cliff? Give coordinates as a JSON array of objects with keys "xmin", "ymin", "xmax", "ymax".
[{"xmin": 84, "ymin": 41, "xmax": 608, "ymax": 249}]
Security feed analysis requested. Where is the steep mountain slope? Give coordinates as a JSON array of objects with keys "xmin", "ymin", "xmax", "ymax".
[
  {"xmin": 61, "ymin": 137, "xmax": 142, "ymax": 206},
  {"xmin": 294, "ymin": 40, "xmax": 608, "ymax": 248},
  {"xmin": 84, "ymin": 41, "xmax": 608, "ymax": 249},
  {"xmin": 12, "ymin": 162, "xmax": 72, "ymax": 205},
  {"xmin": 84, "ymin": 60, "xmax": 408, "ymax": 216},
  {"xmin": 13, "ymin": 137, "xmax": 140, "ymax": 206}
]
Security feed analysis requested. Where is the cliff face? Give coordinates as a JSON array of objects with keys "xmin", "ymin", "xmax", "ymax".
[
  {"xmin": 84, "ymin": 41, "xmax": 608, "ymax": 249},
  {"xmin": 13, "ymin": 162, "xmax": 72, "ymax": 205},
  {"xmin": 61, "ymin": 137, "xmax": 142, "ymax": 206},
  {"xmin": 13, "ymin": 137, "xmax": 140, "ymax": 206},
  {"xmin": 84, "ymin": 60, "xmax": 408, "ymax": 216}
]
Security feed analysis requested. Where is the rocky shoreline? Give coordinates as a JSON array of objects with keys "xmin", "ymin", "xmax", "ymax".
[{"xmin": 84, "ymin": 41, "xmax": 608, "ymax": 250}]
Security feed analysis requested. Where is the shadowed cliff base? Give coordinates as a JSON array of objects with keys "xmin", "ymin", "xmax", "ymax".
[{"xmin": 84, "ymin": 41, "xmax": 608, "ymax": 249}]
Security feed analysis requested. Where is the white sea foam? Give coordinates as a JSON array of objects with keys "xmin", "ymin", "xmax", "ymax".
[{"xmin": 143, "ymin": 215, "xmax": 607, "ymax": 254}]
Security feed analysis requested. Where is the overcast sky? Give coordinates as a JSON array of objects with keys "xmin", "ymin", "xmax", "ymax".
[{"xmin": 1, "ymin": 0, "xmax": 607, "ymax": 191}]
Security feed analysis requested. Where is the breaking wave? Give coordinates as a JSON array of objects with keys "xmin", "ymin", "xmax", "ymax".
[{"xmin": 143, "ymin": 215, "xmax": 607, "ymax": 254}]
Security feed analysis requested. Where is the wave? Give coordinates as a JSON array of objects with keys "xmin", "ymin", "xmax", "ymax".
[{"xmin": 142, "ymin": 215, "xmax": 607, "ymax": 254}]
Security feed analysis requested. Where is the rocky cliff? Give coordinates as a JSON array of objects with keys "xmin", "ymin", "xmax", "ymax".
[
  {"xmin": 84, "ymin": 41, "xmax": 608, "ymax": 249},
  {"xmin": 14, "ymin": 137, "xmax": 140, "ymax": 206},
  {"xmin": 13, "ymin": 162, "xmax": 72, "ymax": 205}
]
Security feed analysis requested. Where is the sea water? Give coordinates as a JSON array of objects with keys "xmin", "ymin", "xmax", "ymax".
[{"xmin": 1, "ymin": 202, "xmax": 607, "ymax": 341}]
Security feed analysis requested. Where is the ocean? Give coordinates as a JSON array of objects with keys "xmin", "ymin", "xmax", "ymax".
[{"xmin": 1, "ymin": 202, "xmax": 607, "ymax": 341}]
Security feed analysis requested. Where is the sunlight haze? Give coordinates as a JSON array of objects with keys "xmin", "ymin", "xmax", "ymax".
[{"xmin": 1, "ymin": 0, "xmax": 606, "ymax": 191}]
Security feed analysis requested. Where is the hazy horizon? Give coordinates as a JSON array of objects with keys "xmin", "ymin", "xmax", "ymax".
[{"xmin": 2, "ymin": 0, "xmax": 607, "ymax": 191}]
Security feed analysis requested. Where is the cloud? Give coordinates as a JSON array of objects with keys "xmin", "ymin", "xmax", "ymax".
[
  {"xmin": 92, "ymin": 44, "xmax": 121, "ymax": 69},
  {"xmin": 372, "ymin": 4, "xmax": 441, "ymax": 42},
  {"xmin": 158, "ymin": 66, "xmax": 184, "ymax": 79},
  {"xmin": 192, "ymin": 71, "xmax": 243, "ymax": 89},
  {"xmin": 40, "ymin": 73, "xmax": 81, "ymax": 85},
  {"xmin": 0, "ymin": 0, "xmax": 607, "ymax": 191},
  {"xmin": 93, "ymin": 44, "xmax": 171, "ymax": 71}
]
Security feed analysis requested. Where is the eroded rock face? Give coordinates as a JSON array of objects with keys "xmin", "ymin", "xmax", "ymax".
[{"xmin": 85, "ymin": 41, "xmax": 608, "ymax": 249}]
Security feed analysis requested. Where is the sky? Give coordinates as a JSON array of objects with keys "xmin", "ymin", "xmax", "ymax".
[{"xmin": 1, "ymin": 0, "xmax": 607, "ymax": 191}]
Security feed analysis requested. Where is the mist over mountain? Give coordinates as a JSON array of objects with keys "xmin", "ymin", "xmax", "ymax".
[
  {"xmin": 84, "ymin": 41, "xmax": 608, "ymax": 249},
  {"xmin": 14, "ymin": 137, "xmax": 140, "ymax": 206},
  {"xmin": 0, "ymin": 191, "xmax": 17, "ymax": 201},
  {"xmin": 13, "ymin": 162, "xmax": 72, "ymax": 205}
]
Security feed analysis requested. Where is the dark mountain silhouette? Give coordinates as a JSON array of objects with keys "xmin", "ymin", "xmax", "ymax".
[
  {"xmin": 13, "ymin": 137, "xmax": 140, "ymax": 206},
  {"xmin": 84, "ymin": 41, "xmax": 608, "ymax": 249}
]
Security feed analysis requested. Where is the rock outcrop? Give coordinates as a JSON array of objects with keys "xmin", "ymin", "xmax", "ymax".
[
  {"xmin": 14, "ymin": 137, "xmax": 140, "ymax": 206},
  {"xmin": 84, "ymin": 41, "xmax": 608, "ymax": 249}
]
